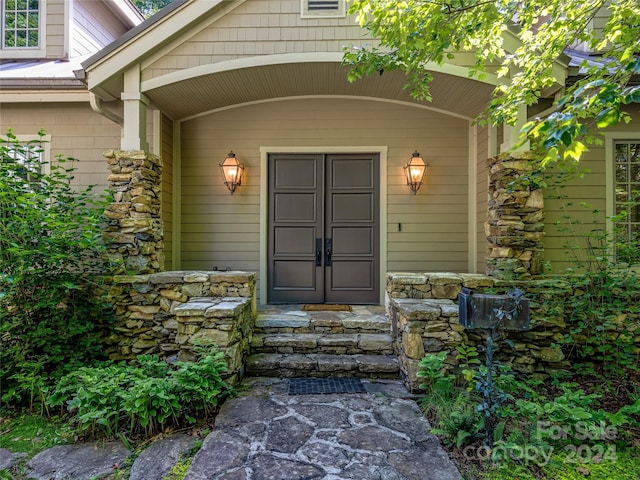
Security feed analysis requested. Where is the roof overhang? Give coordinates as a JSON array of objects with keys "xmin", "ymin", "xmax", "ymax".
[
  {"xmin": 78, "ymin": 0, "xmax": 568, "ymax": 124},
  {"xmin": 106, "ymin": 0, "xmax": 145, "ymax": 28},
  {"xmin": 142, "ymin": 54, "xmax": 497, "ymax": 121},
  {"xmin": 0, "ymin": 77, "xmax": 86, "ymax": 89},
  {"xmin": 0, "ymin": 90, "xmax": 90, "ymax": 102}
]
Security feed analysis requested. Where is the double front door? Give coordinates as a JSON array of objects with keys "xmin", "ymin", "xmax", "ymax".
[{"xmin": 268, "ymin": 153, "xmax": 380, "ymax": 304}]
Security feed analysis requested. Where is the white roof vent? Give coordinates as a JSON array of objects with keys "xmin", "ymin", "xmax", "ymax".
[{"xmin": 302, "ymin": 0, "xmax": 345, "ymax": 18}]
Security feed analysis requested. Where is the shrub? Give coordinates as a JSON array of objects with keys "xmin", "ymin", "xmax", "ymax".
[
  {"xmin": 544, "ymin": 167, "xmax": 640, "ymax": 373},
  {"xmin": 48, "ymin": 343, "xmax": 235, "ymax": 438},
  {"xmin": 0, "ymin": 130, "xmax": 116, "ymax": 410},
  {"xmin": 418, "ymin": 351, "xmax": 484, "ymax": 448}
]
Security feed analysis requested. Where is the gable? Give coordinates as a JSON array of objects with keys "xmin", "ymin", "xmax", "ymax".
[
  {"xmin": 72, "ymin": 0, "xmax": 134, "ymax": 57},
  {"xmin": 0, "ymin": 0, "xmax": 141, "ymax": 62},
  {"xmin": 141, "ymin": 0, "xmax": 368, "ymax": 83}
]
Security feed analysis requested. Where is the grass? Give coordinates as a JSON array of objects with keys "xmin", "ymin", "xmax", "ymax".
[
  {"xmin": 0, "ymin": 411, "xmax": 74, "ymax": 478},
  {"xmin": 481, "ymin": 447, "xmax": 640, "ymax": 479},
  {"xmin": 0, "ymin": 410, "xmax": 207, "ymax": 480},
  {"xmin": 0, "ymin": 411, "xmax": 73, "ymax": 457},
  {"xmin": 419, "ymin": 352, "xmax": 640, "ymax": 480}
]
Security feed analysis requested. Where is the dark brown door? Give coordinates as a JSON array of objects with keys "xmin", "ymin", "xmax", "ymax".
[{"xmin": 268, "ymin": 153, "xmax": 379, "ymax": 304}]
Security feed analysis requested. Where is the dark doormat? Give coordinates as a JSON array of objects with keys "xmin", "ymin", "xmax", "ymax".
[
  {"xmin": 288, "ymin": 377, "xmax": 366, "ymax": 395},
  {"xmin": 301, "ymin": 304, "xmax": 352, "ymax": 312}
]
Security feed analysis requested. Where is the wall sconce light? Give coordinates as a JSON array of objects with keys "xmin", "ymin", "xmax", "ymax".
[
  {"xmin": 404, "ymin": 150, "xmax": 427, "ymax": 194},
  {"xmin": 219, "ymin": 151, "xmax": 244, "ymax": 195}
]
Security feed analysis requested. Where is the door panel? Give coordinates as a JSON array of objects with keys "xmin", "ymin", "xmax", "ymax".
[
  {"xmin": 272, "ymin": 261, "xmax": 317, "ymax": 289},
  {"xmin": 325, "ymin": 155, "xmax": 379, "ymax": 303},
  {"xmin": 273, "ymin": 227, "xmax": 315, "ymax": 254},
  {"xmin": 268, "ymin": 154, "xmax": 323, "ymax": 303},
  {"xmin": 332, "ymin": 227, "xmax": 373, "ymax": 255},
  {"xmin": 331, "ymin": 158, "xmax": 374, "ymax": 188},
  {"xmin": 332, "ymin": 194, "xmax": 374, "ymax": 221},
  {"xmin": 330, "ymin": 261, "xmax": 373, "ymax": 289},
  {"xmin": 274, "ymin": 158, "xmax": 317, "ymax": 187},
  {"xmin": 273, "ymin": 193, "xmax": 317, "ymax": 221},
  {"xmin": 268, "ymin": 153, "xmax": 379, "ymax": 304}
]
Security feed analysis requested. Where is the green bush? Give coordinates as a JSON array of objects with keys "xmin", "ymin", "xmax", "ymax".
[
  {"xmin": 48, "ymin": 343, "xmax": 235, "ymax": 438},
  {"xmin": 544, "ymin": 169, "xmax": 640, "ymax": 373},
  {"xmin": 418, "ymin": 351, "xmax": 484, "ymax": 448},
  {"xmin": 0, "ymin": 130, "xmax": 116, "ymax": 410},
  {"xmin": 555, "ymin": 269, "xmax": 640, "ymax": 373}
]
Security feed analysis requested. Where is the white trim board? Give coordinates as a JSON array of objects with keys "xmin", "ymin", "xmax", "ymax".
[
  {"xmin": 468, "ymin": 124, "xmax": 478, "ymax": 273},
  {"xmin": 142, "ymin": 52, "xmax": 500, "ymax": 93},
  {"xmin": 181, "ymin": 95, "xmax": 474, "ymax": 123},
  {"xmin": 604, "ymin": 132, "xmax": 640, "ymax": 234}
]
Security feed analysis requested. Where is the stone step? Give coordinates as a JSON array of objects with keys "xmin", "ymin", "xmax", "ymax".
[
  {"xmin": 245, "ymin": 353, "xmax": 400, "ymax": 379},
  {"xmin": 251, "ymin": 333, "xmax": 394, "ymax": 355},
  {"xmin": 254, "ymin": 313, "xmax": 390, "ymax": 335}
]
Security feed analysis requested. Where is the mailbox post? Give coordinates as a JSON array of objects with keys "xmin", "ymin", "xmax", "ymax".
[
  {"xmin": 458, "ymin": 288, "xmax": 530, "ymax": 331},
  {"xmin": 458, "ymin": 288, "xmax": 531, "ymax": 447}
]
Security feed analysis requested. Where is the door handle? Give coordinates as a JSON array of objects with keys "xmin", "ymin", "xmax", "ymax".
[
  {"xmin": 325, "ymin": 238, "xmax": 332, "ymax": 266},
  {"xmin": 315, "ymin": 238, "xmax": 322, "ymax": 266}
]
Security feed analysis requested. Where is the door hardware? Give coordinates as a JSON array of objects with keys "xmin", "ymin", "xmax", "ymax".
[
  {"xmin": 315, "ymin": 238, "xmax": 322, "ymax": 266},
  {"xmin": 325, "ymin": 238, "xmax": 332, "ymax": 266}
]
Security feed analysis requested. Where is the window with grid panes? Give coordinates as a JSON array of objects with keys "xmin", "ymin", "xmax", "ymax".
[
  {"xmin": 2, "ymin": 0, "xmax": 40, "ymax": 49},
  {"xmin": 0, "ymin": 137, "xmax": 46, "ymax": 186},
  {"xmin": 614, "ymin": 141, "xmax": 640, "ymax": 263}
]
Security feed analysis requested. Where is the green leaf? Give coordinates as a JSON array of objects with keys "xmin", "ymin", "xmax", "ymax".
[
  {"xmin": 565, "ymin": 141, "xmax": 588, "ymax": 161},
  {"xmin": 596, "ymin": 107, "xmax": 620, "ymax": 128}
]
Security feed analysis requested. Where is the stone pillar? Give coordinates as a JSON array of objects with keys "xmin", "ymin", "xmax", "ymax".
[
  {"xmin": 485, "ymin": 154, "xmax": 544, "ymax": 279},
  {"xmin": 103, "ymin": 150, "xmax": 163, "ymax": 273}
]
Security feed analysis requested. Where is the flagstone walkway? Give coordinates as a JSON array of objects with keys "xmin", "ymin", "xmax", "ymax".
[
  {"xmin": 182, "ymin": 377, "xmax": 462, "ymax": 480},
  {"xmin": 18, "ymin": 378, "xmax": 461, "ymax": 480}
]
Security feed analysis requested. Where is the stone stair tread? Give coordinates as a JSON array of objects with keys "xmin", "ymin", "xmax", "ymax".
[
  {"xmin": 340, "ymin": 316, "xmax": 390, "ymax": 329},
  {"xmin": 254, "ymin": 314, "xmax": 390, "ymax": 334},
  {"xmin": 253, "ymin": 332, "xmax": 393, "ymax": 350},
  {"xmin": 317, "ymin": 334, "xmax": 358, "ymax": 347},
  {"xmin": 262, "ymin": 334, "xmax": 319, "ymax": 348},
  {"xmin": 255, "ymin": 315, "xmax": 311, "ymax": 329},
  {"xmin": 245, "ymin": 353, "xmax": 399, "ymax": 378},
  {"xmin": 258, "ymin": 332, "xmax": 392, "ymax": 341}
]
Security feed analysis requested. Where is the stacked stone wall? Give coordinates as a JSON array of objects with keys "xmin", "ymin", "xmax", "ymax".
[
  {"xmin": 386, "ymin": 272, "xmax": 640, "ymax": 392},
  {"xmin": 485, "ymin": 154, "xmax": 545, "ymax": 279},
  {"xmin": 104, "ymin": 150, "xmax": 163, "ymax": 274},
  {"xmin": 106, "ymin": 271, "xmax": 257, "ymax": 383}
]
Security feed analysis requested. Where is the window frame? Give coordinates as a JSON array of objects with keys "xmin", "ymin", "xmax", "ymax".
[
  {"xmin": 301, "ymin": 0, "xmax": 346, "ymax": 19},
  {"xmin": 0, "ymin": 133, "xmax": 51, "ymax": 178},
  {"xmin": 0, "ymin": 0, "xmax": 46, "ymax": 58},
  {"xmin": 605, "ymin": 132, "xmax": 640, "ymax": 264}
]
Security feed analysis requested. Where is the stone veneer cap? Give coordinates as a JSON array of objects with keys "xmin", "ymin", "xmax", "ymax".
[
  {"xmin": 209, "ymin": 272, "xmax": 257, "ymax": 283},
  {"xmin": 150, "ymin": 272, "xmax": 189, "ymax": 284},
  {"xmin": 386, "ymin": 273, "xmax": 428, "ymax": 285},
  {"xmin": 391, "ymin": 299, "xmax": 442, "ymax": 321},
  {"xmin": 205, "ymin": 299, "xmax": 248, "ymax": 318},
  {"xmin": 112, "ymin": 275, "xmax": 151, "ymax": 284},
  {"xmin": 459, "ymin": 273, "xmax": 495, "ymax": 288},
  {"xmin": 174, "ymin": 298, "xmax": 221, "ymax": 316},
  {"xmin": 426, "ymin": 273, "xmax": 463, "ymax": 285}
]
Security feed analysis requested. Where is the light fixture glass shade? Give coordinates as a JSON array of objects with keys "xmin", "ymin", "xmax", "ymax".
[
  {"xmin": 219, "ymin": 152, "xmax": 244, "ymax": 195},
  {"xmin": 404, "ymin": 150, "xmax": 426, "ymax": 194}
]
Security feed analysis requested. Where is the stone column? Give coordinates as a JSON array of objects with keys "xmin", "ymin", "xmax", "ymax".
[
  {"xmin": 103, "ymin": 150, "xmax": 163, "ymax": 273},
  {"xmin": 485, "ymin": 154, "xmax": 544, "ymax": 279}
]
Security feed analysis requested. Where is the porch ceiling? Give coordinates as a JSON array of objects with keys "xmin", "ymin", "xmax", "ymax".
[{"xmin": 144, "ymin": 62, "xmax": 495, "ymax": 121}]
